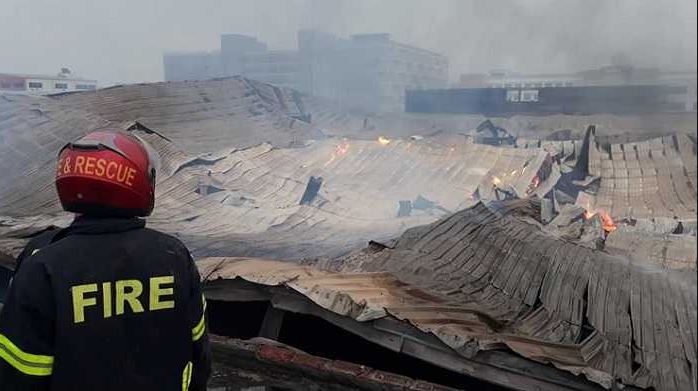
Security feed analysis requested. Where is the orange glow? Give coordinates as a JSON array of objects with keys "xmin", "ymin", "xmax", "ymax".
[
  {"xmin": 583, "ymin": 209, "xmax": 617, "ymax": 232},
  {"xmin": 531, "ymin": 175, "xmax": 540, "ymax": 188},
  {"xmin": 378, "ymin": 136, "xmax": 391, "ymax": 146},
  {"xmin": 324, "ymin": 140, "xmax": 350, "ymax": 167},
  {"xmin": 336, "ymin": 142, "xmax": 350, "ymax": 155}
]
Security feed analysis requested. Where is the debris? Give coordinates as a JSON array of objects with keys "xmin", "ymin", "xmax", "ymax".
[
  {"xmin": 299, "ymin": 176, "xmax": 323, "ymax": 205},
  {"xmin": 540, "ymin": 198, "xmax": 555, "ymax": 223},
  {"xmin": 475, "ymin": 119, "xmax": 515, "ymax": 146},
  {"xmin": 397, "ymin": 200, "xmax": 412, "ymax": 217}
]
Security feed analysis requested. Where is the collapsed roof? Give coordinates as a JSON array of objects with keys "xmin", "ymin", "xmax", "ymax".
[
  {"xmin": 585, "ymin": 130, "xmax": 697, "ymax": 221},
  {"xmin": 1, "ymin": 79, "xmax": 696, "ymax": 390},
  {"xmin": 324, "ymin": 200, "xmax": 696, "ymax": 391}
]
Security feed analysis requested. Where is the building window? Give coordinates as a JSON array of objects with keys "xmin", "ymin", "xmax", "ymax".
[
  {"xmin": 520, "ymin": 89, "xmax": 539, "ymax": 102},
  {"xmin": 28, "ymin": 82, "xmax": 43, "ymax": 89},
  {"xmin": 75, "ymin": 84, "xmax": 96, "ymax": 90},
  {"xmin": 55, "ymin": 83, "xmax": 68, "ymax": 89},
  {"xmin": 506, "ymin": 90, "xmax": 520, "ymax": 102}
]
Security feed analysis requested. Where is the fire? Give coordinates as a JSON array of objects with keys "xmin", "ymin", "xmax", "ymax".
[
  {"xmin": 584, "ymin": 209, "xmax": 618, "ymax": 232},
  {"xmin": 531, "ymin": 175, "xmax": 540, "ymax": 188},
  {"xmin": 324, "ymin": 140, "xmax": 350, "ymax": 167},
  {"xmin": 377, "ymin": 136, "xmax": 391, "ymax": 145},
  {"xmin": 336, "ymin": 142, "xmax": 350, "ymax": 155},
  {"xmin": 492, "ymin": 176, "xmax": 502, "ymax": 186}
]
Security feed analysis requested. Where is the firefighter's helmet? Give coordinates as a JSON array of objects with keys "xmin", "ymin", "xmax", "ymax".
[{"xmin": 55, "ymin": 130, "xmax": 156, "ymax": 216}]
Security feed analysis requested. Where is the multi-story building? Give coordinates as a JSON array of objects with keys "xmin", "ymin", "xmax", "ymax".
[
  {"xmin": 163, "ymin": 30, "xmax": 449, "ymax": 112},
  {"xmin": 409, "ymin": 66, "xmax": 697, "ymax": 115},
  {"xmin": 460, "ymin": 66, "xmax": 696, "ymax": 89},
  {"xmin": 0, "ymin": 69, "xmax": 97, "ymax": 95},
  {"xmin": 240, "ymin": 50, "xmax": 308, "ymax": 92},
  {"xmin": 314, "ymin": 33, "xmax": 449, "ymax": 112},
  {"xmin": 163, "ymin": 51, "xmax": 224, "ymax": 81}
]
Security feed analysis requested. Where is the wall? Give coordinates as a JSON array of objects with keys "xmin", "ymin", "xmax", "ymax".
[
  {"xmin": 406, "ymin": 85, "xmax": 691, "ymax": 115},
  {"xmin": 163, "ymin": 52, "xmax": 223, "ymax": 81}
]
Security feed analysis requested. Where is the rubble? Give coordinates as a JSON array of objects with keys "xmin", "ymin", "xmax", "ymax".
[
  {"xmin": 1, "ymin": 78, "xmax": 696, "ymax": 390},
  {"xmin": 331, "ymin": 199, "xmax": 696, "ymax": 391}
]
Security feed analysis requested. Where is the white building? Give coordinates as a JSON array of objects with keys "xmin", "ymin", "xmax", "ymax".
[{"xmin": 0, "ymin": 69, "xmax": 97, "ymax": 95}]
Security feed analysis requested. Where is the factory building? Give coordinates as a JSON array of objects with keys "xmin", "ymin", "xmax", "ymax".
[
  {"xmin": 163, "ymin": 30, "xmax": 449, "ymax": 112},
  {"xmin": 409, "ymin": 66, "xmax": 697, "ymax": 115}
]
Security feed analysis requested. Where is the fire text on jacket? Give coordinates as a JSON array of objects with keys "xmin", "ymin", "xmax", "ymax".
[{"xmin": 70, "ymin": 276, "xmax": 175, "ymax": 323}]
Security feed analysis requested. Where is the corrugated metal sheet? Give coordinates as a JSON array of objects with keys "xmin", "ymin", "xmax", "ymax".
[
  {"xmin": 52, "ymin": 77, "xmax": 318, "ymax": 154},
  {"xmin": 197, "ymin": 255, "xmax": 639, "ymax": 390},
  {"xmin": 605, "ymin": 229, "xmax": 696, "ymax": 270},
  {"xmin": 586, "ymin": 131, "xmax": 697, "ymax": 221},
  {"xmin": 317, "ymin": 200, "xmax": 696, "ymax": 391},
  {"xmin": 197, "ymin": 258, "xmax": 607, "ymax": 387},
  {"xmin": 0, "ymin": 88, "xmax": 546, "ymax": 259}
]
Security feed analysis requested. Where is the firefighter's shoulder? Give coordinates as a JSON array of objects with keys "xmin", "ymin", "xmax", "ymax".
[{"xmin": 141, "ymin": 227, "xmax": 193, "ymax": 262}]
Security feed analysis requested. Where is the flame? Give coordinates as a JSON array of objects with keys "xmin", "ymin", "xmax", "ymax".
[
  {"xmin": 584, "ymin": 209, "xmax": 617, "ymax": 232},
  {"xmin": 336, "ymin": 142, "xmax": 349, "ymax": 155},
  {"xmin": 531, "ymin": 175, "xmax": 540, "ymax": 188},
  {"xmin": 324, "ymin": 140, "xmax": 350, "ymax": 167},
  {"xmin": 492, "ymin": 176, "xmax": 502, "ymax": 186},
  {"xmin": 378, "ymin": 136, "xmax": 391, "ymax": 146}
]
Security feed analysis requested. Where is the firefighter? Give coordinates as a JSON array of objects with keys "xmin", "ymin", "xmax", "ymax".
[{"xmin": 0, "ymin": 130, "xmax": 211, "ymax": 390}]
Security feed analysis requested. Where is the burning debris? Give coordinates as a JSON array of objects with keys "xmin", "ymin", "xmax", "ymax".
[
  {"xmin": 324, "ymin": 139, "xmax": 351, "ymax": 167},
  {"xmin": 1, "ymin": 76, "xmax": 696, "ymax": 391}
]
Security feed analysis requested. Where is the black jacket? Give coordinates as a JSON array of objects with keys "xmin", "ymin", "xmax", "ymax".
[{"xmin": 0, "ymin": 217, "xmax": 211, "ymax": 391}]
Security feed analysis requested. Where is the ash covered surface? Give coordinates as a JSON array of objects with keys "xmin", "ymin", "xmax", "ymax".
[{"xmin": 1, "ymin": 79, "xmax": 696, "ymax": 391}]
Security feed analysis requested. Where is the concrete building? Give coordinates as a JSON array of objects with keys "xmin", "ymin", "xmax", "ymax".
[
  {"xmin": 0, "ymin": 69, "xmax": 97, "ymax": 95},
  {"xmin": 163, "ymin": 30, "xmax": 449, "ymax": 112},
  {"xmin": 163, "ymin": 51, "xmax": 224, "ymax": 81},
  {"xmin": 460, "ymin": 66, "xmax": 696, "ymax": 89},
  {"xmin": 454, "ymin": 66, "xmax": 696, "ymax": 112},
  {"xmin": 220, "ymin": 34, "xmax": 268, "ymax": 76},
  {"xmin": 241, "ymin": 50, "xmax": 308, "ymax": 92},
  {"xmin": 315, "ymin": 33, "xmax": 449, "ymax": 112}
]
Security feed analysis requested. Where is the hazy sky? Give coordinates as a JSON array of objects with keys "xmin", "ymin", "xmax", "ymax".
[{"xmin": 1, "ymin": 0, "xmax": 696, "ymax": 85}]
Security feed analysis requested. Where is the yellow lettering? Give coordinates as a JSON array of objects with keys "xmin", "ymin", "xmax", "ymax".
[
  {"xmin": 84, "ymin": 157, "xmax": 96, "ymax": 175},
  {"xmin": 74, "ymin": 156, "xmax": 85, "ymax": 174},
  {"xmin": 63, "ymin": 157, "xmax": 72, "ymax": 174},
  {"xmin": 149, "ymin": 276, "xmax": 175, "ymax": 311},
  {"xmin": 115, "ymin": 280, "xmax": 144, "ymax": 315},
  {"xmin": 125, "ymin": 168, "xmax": 136, "ymax": 187},
  {"xmin": 116, "ymin": 164, "xmax": 128, "ymax": 183},
  {"xmin": 102, "ymin": 282, "xmax": 112, "ymax": 318},
  {"xmin": 72, "ymin": 283, "xmax": 98, "ymax": 323},
  {"xmin": 106, "ymin": 162, "xmax": 118, "ymax": 179},
  {"xmin": 95, "ymin": 159, "xmax": 106, "ymax": 177}
]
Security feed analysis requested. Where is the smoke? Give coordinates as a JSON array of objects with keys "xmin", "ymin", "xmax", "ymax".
[
  {"xmin": 0, "ymin": 0, "xmax": 695, "ymax": 84},
  {"xmin": 298, "ymin": 0, "xmax": 697, "ymax": 75}
]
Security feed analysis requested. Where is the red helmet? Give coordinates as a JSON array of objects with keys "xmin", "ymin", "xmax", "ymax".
[{"xmin": 55, "ymin": 130, "xmax": 156, "ymax": 217}]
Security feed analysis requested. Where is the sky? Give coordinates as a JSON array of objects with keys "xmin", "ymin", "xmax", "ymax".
[{"xmin": 1, "ymin": 0, "xmax": 696, "ymax": 85}]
